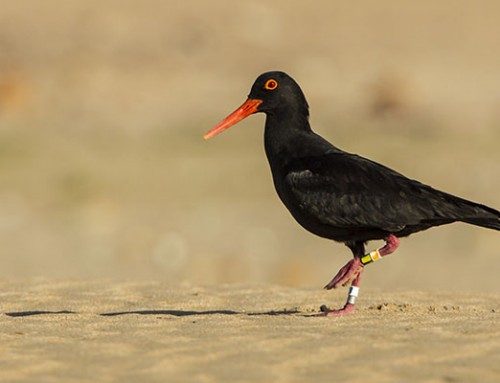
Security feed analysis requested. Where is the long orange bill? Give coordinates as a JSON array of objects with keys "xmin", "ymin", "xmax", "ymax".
[{"xmin": 204, "ymin": 99, "xmax": 263, "ymax": 140}]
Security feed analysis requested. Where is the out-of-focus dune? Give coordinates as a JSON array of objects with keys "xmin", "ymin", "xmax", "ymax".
[{"xmin": 0, "ymin": 0, "xmax": 499, "ymax": 290}]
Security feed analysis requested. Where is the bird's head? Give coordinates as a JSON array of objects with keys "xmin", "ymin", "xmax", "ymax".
[{"xmin": 204, "ymin": 71, "xmax": 308, "ymax": 140}]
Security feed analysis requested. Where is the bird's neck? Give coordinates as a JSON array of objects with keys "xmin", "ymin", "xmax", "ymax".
[
  {"xmin": 263, "ymin": 110, "xmax": 316, "ymax": 167},
  {"xmin": 264, "ymin": 113, "xmax": 311, "ymax": 151},
  {"xmin": 264, "ymin": 109, "xmax": 339, "ymax": 172}
]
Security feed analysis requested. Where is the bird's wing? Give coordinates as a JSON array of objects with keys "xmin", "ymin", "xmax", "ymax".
[{"xmin": 285, "ymin": 152, "xmax": 451, "ymax": 231}]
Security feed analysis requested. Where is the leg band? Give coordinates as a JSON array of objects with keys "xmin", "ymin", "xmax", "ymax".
[
  {"xmin": 361, "ymin": 249, "xmax": 381, "ymax": 265},
  {"xmin": 347, "ymin": 286, "xmax": 360, "ymax": 305}
]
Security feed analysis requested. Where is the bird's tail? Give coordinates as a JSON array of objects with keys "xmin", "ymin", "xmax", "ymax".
[
  {"xmin": 463, "ymin": 216, "xmax": 500, "ymax": 231},
  {"xmin": 458, "ymin": 201, "xmax": 500, "ymax": 231}
]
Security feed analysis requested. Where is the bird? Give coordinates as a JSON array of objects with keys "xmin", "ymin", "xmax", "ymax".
[{"xmin": 203, "ymin": 71, "xmax": 500, "ymax": 316}]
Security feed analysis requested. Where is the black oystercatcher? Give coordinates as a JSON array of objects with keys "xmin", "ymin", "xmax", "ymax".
[{"xmin": 204, "ymin": 71, "xmax": 500, "ymax": 316}]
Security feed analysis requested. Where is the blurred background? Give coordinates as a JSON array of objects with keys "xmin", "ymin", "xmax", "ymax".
[{"xmin": 0, "ymin": 0, "xmax": 498, "ymax": 291}]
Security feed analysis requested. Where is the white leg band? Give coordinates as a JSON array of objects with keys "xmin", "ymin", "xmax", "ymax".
[
  {"xmin": 347, "ymin": 286, "xmax": 360, "ymax": 305},
  {"xmin": 349, "ymin": 286, "xmax": 360, "ymax": 297}
]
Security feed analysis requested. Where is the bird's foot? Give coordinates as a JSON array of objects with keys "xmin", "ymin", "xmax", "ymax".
[
  {"xmin": 324, "ymin": 257, "xmax": 364, "ymax": 290},
  {"xmin": 314, "ymin": 303, "xmax": 356, "ymax": 316}
]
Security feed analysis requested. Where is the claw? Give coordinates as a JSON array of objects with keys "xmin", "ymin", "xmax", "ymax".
[{"xmin": 324, "ymin": 257, "xmax": 364, "ymax": 290}]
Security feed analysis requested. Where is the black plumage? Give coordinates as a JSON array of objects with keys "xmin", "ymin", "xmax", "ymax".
[{"xmin": 204, "ymin": 71, "xmax": 499, "ymax": 315}]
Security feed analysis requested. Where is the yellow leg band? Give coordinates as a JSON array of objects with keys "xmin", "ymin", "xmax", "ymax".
[{"xmin": 361, "ymin": 249, "xmax": 381, "ymax": 265}]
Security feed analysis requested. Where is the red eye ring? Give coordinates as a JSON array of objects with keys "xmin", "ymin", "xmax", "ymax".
[{"xmin": 264, "ymin": 79, "xmax": 278, "ymax": 90}]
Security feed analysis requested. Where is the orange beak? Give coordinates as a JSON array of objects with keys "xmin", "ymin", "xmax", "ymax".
[{"xmin": 204, "ymin": 99, "xmax": 263, "ymax": 140}]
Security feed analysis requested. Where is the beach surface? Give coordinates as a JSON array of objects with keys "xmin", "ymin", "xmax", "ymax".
[{"xmin": 1, "ymin": 280, "xmax": 499, "ymax": 382}]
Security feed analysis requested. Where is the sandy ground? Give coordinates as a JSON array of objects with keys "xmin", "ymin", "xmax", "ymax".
[{"xmin": 1, "ymin": 280, "xmax": 499, "ymax": 383}]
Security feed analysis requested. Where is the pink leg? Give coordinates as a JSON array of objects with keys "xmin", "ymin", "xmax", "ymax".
[
  {"xmin": 318, "ymin": 235, "xmax": 400, "ymax": 317},
  {"xmin": 378, "ymin": 234, "xmax": 399, "ymax": 256},
  {"xmin": 318, "ymin": 270, "xmax": 363, "ymax": 316}
]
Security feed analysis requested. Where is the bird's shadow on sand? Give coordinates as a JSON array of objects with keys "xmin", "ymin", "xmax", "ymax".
[
  {"xmin": 100, "ymin": 309, "xmax": 300, "ymax": 317},
  {"xmin": 4, "ymin": 309, "xmax": 301, "ymax": 318},
  {"xmin": 5, "ymin": 310, "xmax": 77, "ymax": 317}
]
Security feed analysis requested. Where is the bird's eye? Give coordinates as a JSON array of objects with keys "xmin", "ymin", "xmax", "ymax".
[{"xmin": 264, "ymin": 79, "xmax": 278, "ymax": 90}]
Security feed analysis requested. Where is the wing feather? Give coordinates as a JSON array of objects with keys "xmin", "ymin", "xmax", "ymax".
[{"xmin": 285, "ymin": 153, "xmax": 447, "ymax": 231}]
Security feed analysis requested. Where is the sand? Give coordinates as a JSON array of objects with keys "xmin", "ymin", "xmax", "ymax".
[{"xmin": 1, "ymin": 280, "xmax": 499, "ymax": 383}]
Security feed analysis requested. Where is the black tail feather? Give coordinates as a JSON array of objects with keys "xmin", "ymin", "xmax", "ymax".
[
  {"xmin": 443, "ymin": 193, "xmax": 500, "ymax": 231},
  {"xmin": 463, "ymin": 217, "xmax": 500, "ymax": 231}
]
